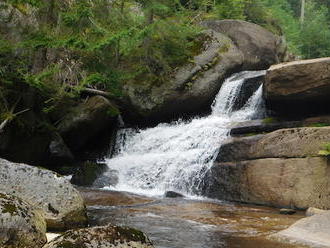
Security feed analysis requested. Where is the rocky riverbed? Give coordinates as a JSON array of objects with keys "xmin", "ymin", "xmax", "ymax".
[{"xmin": 80, "ymin": 188, "xmax": 308, "ymax": 248}]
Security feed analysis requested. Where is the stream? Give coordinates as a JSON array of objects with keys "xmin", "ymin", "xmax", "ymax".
[
  {"xmin": 87, "ymin": 71, "xmax": 308, "ymax": 248},
  {"xmin": 80, "ymin": 189, "xmax": 306, "ymax": 248}
]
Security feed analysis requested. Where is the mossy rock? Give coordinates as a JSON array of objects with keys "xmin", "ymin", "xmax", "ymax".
[
  {"xmin": 122, "ymin": 29, "xmax": 244, "ymax": 124},
  {"xmin": 0, "ymin": 158, "xmax": 88, "ymax": 232},
  {"xmin": 0, "ymin": 192, "xmax": 47, "ymax": 248},
  {"xmin": 43, "ymin": 225, "xmax": 154, "ymax": 248}
]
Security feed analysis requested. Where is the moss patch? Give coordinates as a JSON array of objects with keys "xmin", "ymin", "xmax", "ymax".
[
  {"xmin": 308, "ymin": 123, "xmax": 330, "ymax": 127},
  {"xmin": 3, "ymin": 203, "xmax": 18, "ymax": 215},
  {"xmin": 262, "ymin": 117, "xmax": 278, "ymax": 124},
  {"xmin": 56, "ymin": 240, "xmax": 87, "ymax": 248}
]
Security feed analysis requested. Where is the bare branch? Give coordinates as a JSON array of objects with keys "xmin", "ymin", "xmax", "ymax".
[{"xmin": 80, "ymin": 87, "xmax": 114, "ymax": 98}]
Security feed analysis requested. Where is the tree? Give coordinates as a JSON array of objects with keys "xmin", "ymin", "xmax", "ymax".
[{"xmin": 300, "ymin": 0, "xmax": 305, "ymax": 26}]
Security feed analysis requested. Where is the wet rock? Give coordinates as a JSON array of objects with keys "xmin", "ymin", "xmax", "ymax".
[
  {"xmin": 78, "ymin": 188, "xmax": 153, "ymax": 207},
  {"xmin": 306, "ymin": 207, "xmax": 328, "ymax": 217},
  {"xmin": 217, "ymin": 134, "xmax": 264, "ymax": 163},
  {"xmin": 164, "ymin": 191, "xmax": 184, "ymax": 198},
  {"xmin": 231, "ymin": 74, "xmax": 265, "ymax": 111},
  {"xmin": 208, "ymin": 157, "xmax": 330, "ymax": 209},
  {"xmin": 58, "ymin": 96, "xmax": 118, "ymax": 154},
  {"xmin": 43, "ymin": 225, "xmax": 154, "ymax": 248},
  {"xmin": 71, "ymin": 162, "xmax": 108, "ymax": 187},
  {"xmin": 272, "ymin": 211, "xmax": 330, "ymax": 247},
  {"xmin": 264, "ymin": 57, "xmax": 330, "ymax": 117},
  {"xmin": 279, "ymin": 209, "xmax": 296, "ymax": 215},
  {"xmin": 92, "ymin": 169, "xmax": 119, "ymax": 188},
  {"xmin": 202, "ymin": 20, "xmax": 286, "ymax": 70},
  {"xmin": 0, "ymin": 192, "xmax": 47, "ymax": 248},
  {"xmin": 229, "ymin": 119, "xmax": 302, "ymax": 136},
  {"xmin": 0, "ymin": 158, "xmax": 87, "ymax": 231}
]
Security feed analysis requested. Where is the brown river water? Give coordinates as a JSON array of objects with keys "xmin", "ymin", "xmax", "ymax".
[{"xmin": 79, "ymin": 188, "xmax": 308, "ymax": 248}]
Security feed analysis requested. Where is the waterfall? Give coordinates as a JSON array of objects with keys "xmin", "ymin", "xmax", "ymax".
[{"xmin": 103, "ymin": 71, "xmax": 266, "ymax": 197}]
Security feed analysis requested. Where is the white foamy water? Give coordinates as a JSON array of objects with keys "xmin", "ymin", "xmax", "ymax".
[{"xmin": 103, "ymin": 71, "xmax": 266, "ymax": 197}]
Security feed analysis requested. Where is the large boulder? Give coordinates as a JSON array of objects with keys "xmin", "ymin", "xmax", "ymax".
[
  {"xmin": 43, "ymin": 225, "xmax": 154, "ymax": 248},
  {"xmin": 208, "ymin": 157, "xmax": 330, "ymax": 209},
  {"xmin": 122, "ymin": 30, "xmax": 243, "ymax": 124},
  {"xmin": 201, "ymin": 20, "xmax": 286, "ymax": 70},
  {"xmin": 209, "ymin": 127, "xmax": 330, "ymax": 209},
  {"xmin": 0, "ymin": 193, "xmax": 47, "ymax": 248},
  {"xmin": 272, "ymin": 211, "xmax": 330, "ymax": 247},
  {"xmin": 58, "ymin": 96, "xmax": 118, "ymax": 155},
  {"xmin": 264, "ymin": 57, "xmax": 330, "ymax": 117},
  {"xmin": 0, "ymin": 158, "xmax": 87, "ymax": 231},
  {"xmin": 123, "ymin": 20, "xmax": 286, "ymax": 124}
]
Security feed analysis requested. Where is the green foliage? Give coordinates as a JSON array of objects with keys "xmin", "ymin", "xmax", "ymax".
[
  {"xmin": 1, "ymin": 0, "xmax": 330, "ymax": 121},
  {"xmin": 215, "ymin": 0, "xmax": 250, "ymax": 20},
  {"xmin": 308, "ymin": 123, "xmax": 330, "ymax": 127},
  {"xmin": 299, "ymin": 1, "xmax": 330, "ymax": 58},
  {"xmin": 82, "ymin": 72, "xmax": 122, "ymax": 96},
  {"xmin": 318, "ymin": 143, "xmax": 330, "ymax": 156},
  {"xmin": 262, "ymin": 117, "xmax": 278, "ymax": 124},
  {"xmin": 24, "ymin": 65, "xmax": 60, "ymax": 92},
  {"xmin": 5, "ymin": 0, "xmax": 42, "ymax": 7},
  {"xmin": 257, "ymin": 0, "xmax": 330, "ymax": 58}
]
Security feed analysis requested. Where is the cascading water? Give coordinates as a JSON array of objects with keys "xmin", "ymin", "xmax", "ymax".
[{"xmin": 103, "ymin": 71, "xmax": 266, "ymax": 197}]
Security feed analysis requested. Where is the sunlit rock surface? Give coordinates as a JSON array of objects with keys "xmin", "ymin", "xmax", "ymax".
[
  {"xmin": 0, "ymin": 158, "xmax": 87, "ymax": 231},
  {"xmin": 0, "ymin": 193, "xmax": 47, "ymax": 248}
]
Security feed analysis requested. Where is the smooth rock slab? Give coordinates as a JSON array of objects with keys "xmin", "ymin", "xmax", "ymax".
[
  {"xmin": 0, "ymin": 193, "xmax": 47, "ymax": 248},
  {"xmin": 0, "ymin": 158, "xmax": 87, "ymax": 231},
  {"xmin": 218, "ymin": 127, "xmax": 330, "ymax": 162},
  {"xmin": 208, "ymin": 157, "xmax": 330, "ymax": 209},
  {"xmin": 272, "ymin": 211, "xmax": 330, "ymax": 248},
  {"xmin": 44, "ymin": 225, "xmax": 154, "ymax": 248}
]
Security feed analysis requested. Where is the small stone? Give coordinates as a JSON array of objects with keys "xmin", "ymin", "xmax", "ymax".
[
  {"xmin": 280, "ymin": 208, "xmax": 296, "ymax": 215},
  {"xmin": 164, "ymin": 191, "xmax": 184, "ymax": 198},
  {"xmin": 306, "ymin": 207, "xmax": 328, "ymax": 217}
]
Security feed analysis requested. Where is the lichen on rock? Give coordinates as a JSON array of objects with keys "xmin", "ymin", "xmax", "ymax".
[
  {"xmin": 0, "ymin": 192, "xmax": 47, "ymax": 248},
  {"xmin": 0, "ymin": 158, "xmax": 88, "ymax": 231},
  {"xmin": 44, "ymin": 225, "xmax": 154, "ymax": 248}
]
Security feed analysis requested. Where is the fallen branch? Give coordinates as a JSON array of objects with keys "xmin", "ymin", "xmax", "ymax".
[
  {"xmin": 0, "ymin": 119, "xmax": 10, "ymax": 133},
  {"xmin": 80, "ymin": 87, "xmax": 114, "ymax": 98},
  {"xmin": 0, "ymin": 108, "xmax": 30, "ymax": 134}
]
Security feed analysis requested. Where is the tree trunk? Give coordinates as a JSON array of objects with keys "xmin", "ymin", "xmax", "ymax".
[{"xmin": 300, "ymin": 0, "xmax": 305, "ymax": 26}]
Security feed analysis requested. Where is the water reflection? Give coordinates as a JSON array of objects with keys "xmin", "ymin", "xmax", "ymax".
[{"xmin": 82, "ymin": 189, "xmax": 306, "ymax": 248}]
